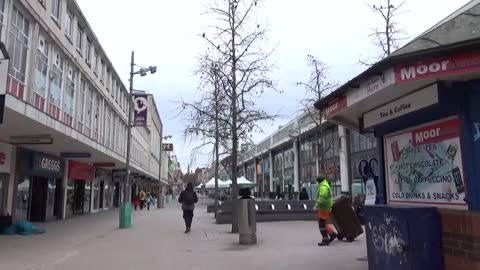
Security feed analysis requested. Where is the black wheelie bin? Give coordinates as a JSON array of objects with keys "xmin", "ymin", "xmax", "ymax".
[{"xmin": 331, "ymin": 195, "xmax": 363, "ymax": 242}]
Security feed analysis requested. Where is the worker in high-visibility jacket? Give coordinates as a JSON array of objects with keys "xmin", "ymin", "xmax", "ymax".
[{"xmin": 315, "ymin": 174, "xmax": 337, "ymax": 246}]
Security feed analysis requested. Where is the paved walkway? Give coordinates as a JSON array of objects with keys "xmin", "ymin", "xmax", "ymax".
[{"xmin": 0, "ymin": 201, "xmax": 368, "ymax": 270}]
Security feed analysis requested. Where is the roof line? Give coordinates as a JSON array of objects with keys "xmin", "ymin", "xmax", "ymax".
[{"xmin": 315, "ymin": 37, "xmax": 480, "ymax": 109}]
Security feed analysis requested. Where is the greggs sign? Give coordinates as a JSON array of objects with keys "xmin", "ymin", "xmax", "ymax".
[
  {"xmin": 324, "ymin": 96, "xmax": 347, "ymax": 118},
  {"xmin": 395, "ymin": 51, "xmax": 480, "ymax": 82}
]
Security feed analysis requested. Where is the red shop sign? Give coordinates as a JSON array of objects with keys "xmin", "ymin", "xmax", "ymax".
[
  {"xmin": 411, "ymin": 118, "xmax": 460, "ymax": 146},
  {"xmin": 395, "ymin": 51, "xmax": 480, "ymax": 83},
  {"xmin": 68, "ymin": 160, "xmax": 94, "ymax": 181},
  {"xmin": 324, "ymin": 96, "xmax": 347, "ymax": 118}
]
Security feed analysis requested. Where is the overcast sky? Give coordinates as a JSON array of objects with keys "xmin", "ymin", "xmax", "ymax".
[{"xmin": 76, "ymin": 0, "xmax": 470, "ymax": 172}]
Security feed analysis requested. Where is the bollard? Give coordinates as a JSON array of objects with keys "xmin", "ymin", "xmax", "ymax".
[{"xmin": 238, "ymin": 198, "xmax": 257, "ymax": 245}]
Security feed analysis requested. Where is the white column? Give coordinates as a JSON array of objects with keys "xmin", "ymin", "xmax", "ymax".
[
  {"xmin": 269, "ymin": 151, "xmax": 274, "ymax": 192},
  {"xmin": 253, "ymin": 159, "xmax": 257, "ymax": 192},
  {"xmin": 62, "ymin": 161, "xmax": 69, "ymax": 219},
  {"xmin": 338, "ymin": 125, "xmax": 350, "ymax": 193},
  {"xmin": 293, "ymin": 141, "xmax": 299, "ymax": 192},
  {"xmin": 6, "ymin": 145, "xmax": 16, "ymax": 215}
]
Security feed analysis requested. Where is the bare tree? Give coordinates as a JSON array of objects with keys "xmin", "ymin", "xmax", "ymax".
[
  {"xmin": 297, "ymin": 55, "xmax": 337, "ymax": 176},
  {"xmin": 202, "ymin": 0, "xmax": 278, "ymax": 232},
  {"xmin": 361, "ymin": 0, "xmax": 407, "ymax": 65},
  {"xmin": 297, "ymin": 55, "xmax": 336, "ymax": 126},
  {"xmin": 181, "ymin": 50, "xmax": 231, "ymax": 215}
]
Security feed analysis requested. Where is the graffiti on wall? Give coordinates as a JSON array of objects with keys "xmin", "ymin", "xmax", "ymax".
[{"xmin": 369, "ymin": 214, "xmax": 408, "ymax": 265}]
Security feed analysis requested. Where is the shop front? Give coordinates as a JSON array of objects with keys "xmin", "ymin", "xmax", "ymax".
[
  {"xmin": 0, "ymin": 142, "xmax": 13, "ymax": 216},
  {"xmin": 262, "ymin": 156, "xmax": 270, "ymax": 197},
  {"xmin": 315, "ymin": 18, "xmax": 480, "ymax": 269},
  {"xmin": 272, "ymin": 151, "xmax": 283, "ymax": 197},
  {"xmin": 93, "ymin": 168, "xmax": 111, "ymax": 211},
  {"xmin": 14, "ymin": 149, "xmax": 64, "ymax": 222},
  {"xmin": 66, "ymin": 160, "xmax": 94, "ymax": 217},
  {"xmin": 112, "ymin": 170, "xmax": 125, "ymax": 208},
  {"xmin": 255, "ymin": 159, "xmax": 263, "ymax": 198}
]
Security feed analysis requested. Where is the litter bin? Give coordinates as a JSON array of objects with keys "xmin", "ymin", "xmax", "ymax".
[
  {"xmin": 331, "ymin": 195, "xmax": 363, "ymax": 241},
  {"xmin": 119, "ymin": 202, "xmax": 132, "ymax": 229},
  {"xmin": 364, "ymin": 205, "xmax": 444, "ymax": 270},
  {"xmin": 238, "ymin": 188, "xmax": 257, "ymax": 245},
  {"xmin": 238, "ymin": 199, "xmax": 256, "ymax": 245}
]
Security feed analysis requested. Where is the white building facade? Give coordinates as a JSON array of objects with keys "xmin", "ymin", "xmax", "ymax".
[{"xmin": 0, "ymin": 0, "xmax": 165, "ymax": 222}]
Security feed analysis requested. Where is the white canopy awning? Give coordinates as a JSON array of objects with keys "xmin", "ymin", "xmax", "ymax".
[{"xmin": 205, "ymin": 178, "xmax": 229, "ymax": 189}]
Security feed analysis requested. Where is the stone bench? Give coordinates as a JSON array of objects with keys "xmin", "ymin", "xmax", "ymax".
[{"xmin": 215, "ymin": 200, "xmax": 316, "ymax": 224}]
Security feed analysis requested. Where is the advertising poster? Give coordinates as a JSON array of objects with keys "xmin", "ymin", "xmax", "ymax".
[
  {"xmin": 133, "ymin": 94, "xmax": 148, "ymax": 126},
  {"xmin": 384, "ymin": 117, "xmax": 467, "ymax": 209}
]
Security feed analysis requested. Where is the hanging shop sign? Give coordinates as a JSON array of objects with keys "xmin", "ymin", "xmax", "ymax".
[
  {"xmin": 395, "ymin": 51, "xmax": 480, "ymax": 83},
  {"xmin": 162, "ymin": 143, "xmax": 174, "ymax": 151},
  {"xmin": 384, "ymin": 117, "xmax": 467, "ymax": 209},
  {"xmin": 68, "ymin": 160, "xmax": 94, "ymax": 181},
  {"xmin": 0, "ymin": 142, "xmax": 12, "ymax": 173},
  {"xmin": 324, "ymin": 96, "xmax": 347, "ymax": 119},
  {"xmin": 31, "ymin": 153, "xmax": 64, "ymax": 178},
  {"xmin": 363, "ymin": 84, "xmax": 439, "ymax": 128},
  {"xmin": 133, "ymin": 94, "xmax": 148, "ymax": 126}
]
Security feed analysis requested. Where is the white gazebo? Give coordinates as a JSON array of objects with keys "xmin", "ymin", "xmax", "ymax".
[{"xmin": 205, "ymin": 178, "xmax": 229, "ymax": 189}]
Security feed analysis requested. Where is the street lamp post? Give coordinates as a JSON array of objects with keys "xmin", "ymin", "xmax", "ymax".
[{"xmin": 120, "ymin": 51, "xmax": 157, "ymax": 229}]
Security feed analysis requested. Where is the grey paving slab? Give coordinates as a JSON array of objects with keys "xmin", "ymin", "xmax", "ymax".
[{"xmin": 0, "ymin": 201, "xmax": 368, "ymax": 270}]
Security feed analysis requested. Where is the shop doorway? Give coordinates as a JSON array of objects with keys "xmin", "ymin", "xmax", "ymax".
[
  {"xmin": 53, "ymin": 178, "xmax": 62, "ymax": 218},
  {"xmin": 114, "ymin": 182, "xmax": 120, "ymax": 207},
  {"xmin": 74, "ymin": 180, "xmax": 85, "ymax": 214},
  {"xmin": 30, "ymin": 176, "xmax": 48, "ymax": 222},
  {"xmin": 99, "ymin": 181, "xmax": 104, "ymax": 209}
]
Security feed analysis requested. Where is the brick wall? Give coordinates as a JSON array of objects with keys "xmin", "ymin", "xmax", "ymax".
[{"xmin": 441, "ymin": 209, "xmax": 480, "ymax": 270}]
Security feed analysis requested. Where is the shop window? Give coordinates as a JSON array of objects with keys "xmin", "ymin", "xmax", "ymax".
[
  {"xmin": 93, "ymin": 180, "xmax": 100, "ymax": 210},
  {"xmin": 63, "ymin": 64, "xmax": 76, "ymax": 126},
  {"xmin": 100, "ymin": 60, "xmax": 105, "ymax": 84},
  {"xmin": 76, "ymin": 24, "xmax": 84, "ymax": 54},
  {"xmin": 66, "ymin": 180, "xmax": 74, "ymax": 217},
  {"xmin": 84, "ymin": 85, "xmax": 92, "ymax": 131},
  {"xmin": 33, "ymin": 34, "xmax": 49, "ymax": 111},
  {"xmin": 0, "ymin": 174, "xmax": 8, "ymax": 215},
  {"xmin": 65, "ymin": 9, "xmax": 73, "ymax": 40},
  {"xmin": 48, "ymin": 49, "xmax": 64, "ymax": 119},
  {"xmin": 93, "ymin": 50, "xmax": 98, "ymax": 75},
  {"xmin": 0, "ymin": 0, "xmax": 6, "ymax": 40},
  {"xmin": 85, "ymin": 39, "xmax": 92, "ymax": 66},
  {"xmin": 84, "ymin": 181, "xmax": 91, "ymax": 213},
  {"xmin": 92, "ymin": 94, "xmax": 99, "ymax": 140},
  {"xmin": 7, "ymin": 6, "xmax": 30, "ymax": 99},
  {"xmin": 76, "ymin": 79, "xmax": 85, "ymax": 131},
  {"xmin": 15, "ymin": 177, "xmax": 30, "ymax": 221},
  {"xmin": 51, "ymin": 0, "xmax": 61, "ymax": 22}
]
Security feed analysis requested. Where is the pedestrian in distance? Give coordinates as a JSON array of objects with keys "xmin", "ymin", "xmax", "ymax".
[
  {"xmin": 178, "ymin": 182, "xmax": 198, "ymax": 233},
  {"xmin": 299, "ymin": 187, "xmax": 309, "ymax": 200},
  {"xmin": 132, "ymin": 196, "xmax": 139, "ymax": 210},
  {"xmin": 146, "ymin": 192, "xmax": 153, "ymax": 211},
  {"xmin": 139, "ymin": 190, "xmax": 146, "ymax": 210},
  {"xmin": 315, "ymin": 174, "xmax": 337, "ymax": 246}
]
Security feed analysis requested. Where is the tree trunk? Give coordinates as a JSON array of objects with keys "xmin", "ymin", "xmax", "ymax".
[
  {"xmin": 230, "ymin": 0, "xmax": 239, "ymax": 233},
  {"xmin": 214, "ymin": 73, "xmax": 220, "ymax": 218}
]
